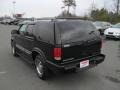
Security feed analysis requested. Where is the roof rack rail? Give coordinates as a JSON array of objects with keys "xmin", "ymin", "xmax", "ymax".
[
  {"xmin": 55, "ymin": 17, "xmax": 83, "ymax": 19},
  {"xmin": 36, "ymin": 17, "xmax": 87, "ymax": 21},
  {"xmin": 37, "ymin": 17, "xmax": 55, "ymax": 21}
]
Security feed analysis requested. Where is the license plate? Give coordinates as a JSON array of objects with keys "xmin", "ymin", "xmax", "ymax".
[{"xmin": 80, "ymin": 60, "xmax": 89, "ymax": 68}]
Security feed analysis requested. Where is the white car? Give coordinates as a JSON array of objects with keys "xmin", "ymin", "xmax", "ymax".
[
  {"xmin": 104, "ymin": 23, "xmax": 120, "ymax": 39},
  {"xmin": 93, "ymin": 21, "xmax": 112, "ymax": 35}
]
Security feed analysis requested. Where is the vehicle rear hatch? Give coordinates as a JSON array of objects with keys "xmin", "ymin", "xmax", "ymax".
[{"xmin": 55, "ymin": 20, "xmax": 101, "ymax": 63}]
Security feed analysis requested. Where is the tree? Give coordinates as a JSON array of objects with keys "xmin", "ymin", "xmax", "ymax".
[
  {"xmin": 63, "ymin": 0, "xmax": 76, "ymax": 15},
  {"xmin": 111, "ymin": 0, "xmax": 120, "ymax": 22},
  {"xmin": 116, "ymin": 0, "xmax": 120, "ymax": 15},
  {"xmin": 113, "ymin": 0, "xmax": 120, "ymax": 15},
  {"xmin": 57, "ymin": 10, "xmax": 76, "ymax": 17},
  {"xmin": 88, "ymin": 0, "xmax": 120, "ymax": 23},
  {"xmin": 90, "ymin": 8, "xmax": 110, "ymax": 21}
]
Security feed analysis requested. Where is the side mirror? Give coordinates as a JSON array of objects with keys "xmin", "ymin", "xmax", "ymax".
[{"xmin": 11, "ymin": 30, "xmax": 19, "ymax": 34}]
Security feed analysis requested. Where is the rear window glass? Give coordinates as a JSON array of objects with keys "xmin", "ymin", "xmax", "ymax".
[
  {"xmin": 36, "ymin": 22, "xmax": 54, "ymax": 44},
  {"xmin": 56, "ymin": 20, "xmax": 97, "ymax": 44}
]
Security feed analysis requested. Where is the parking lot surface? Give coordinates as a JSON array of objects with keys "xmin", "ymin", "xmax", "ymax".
[{"xmin": 0, "ymin": 24, "xmax": 120, "ymax": 90}]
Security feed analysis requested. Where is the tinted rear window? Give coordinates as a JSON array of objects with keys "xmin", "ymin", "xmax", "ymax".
[
  {"xmin": 36, "ymin": 22, "xmax": 54, "ymax": 44},
  {"xmin": 56, "ymin": 20, "xmax": 97, "ymax": 44}
]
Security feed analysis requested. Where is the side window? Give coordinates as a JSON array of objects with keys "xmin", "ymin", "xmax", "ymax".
[
  {"xmin": 36, "ymin": 22, "xmax": 54, "ymax": 44},
  {"xmin": 26, "ymin": 25, "xmax": 34, "ymax": 36},
  {"xmin": 19, "ymin": 25, "xmax": 27, "ymax": 35}
]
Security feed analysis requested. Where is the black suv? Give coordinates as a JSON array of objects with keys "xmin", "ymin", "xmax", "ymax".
[{"xmin": 11, "ymin": 18, "xmax": 105, "ymax": 80}]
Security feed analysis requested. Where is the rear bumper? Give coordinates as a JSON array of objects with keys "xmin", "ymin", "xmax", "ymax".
[{"xmin": 46, "ymin": 54, "xmax": 105, "ymax": 73}]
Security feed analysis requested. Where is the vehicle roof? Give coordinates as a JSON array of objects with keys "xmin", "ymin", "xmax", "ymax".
[{"xmin": 20, "ymin": 17, "xmax": 91, "ymax": 25}]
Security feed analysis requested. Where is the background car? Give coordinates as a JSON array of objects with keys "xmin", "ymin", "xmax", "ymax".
[
  {"xmin": 1, "ymin": 19, "xmax": 12, "ymax": 24},
  {"xmin": 104, "ymin": 23, "xmax": 120, "ymax": 39},
  {"xmin": 93, "ymin": 21, "xmax": 112, "ymax": 35},
  {"xmin": 9, "ymin": 19, "xmax": 20, "ymax": 25}
]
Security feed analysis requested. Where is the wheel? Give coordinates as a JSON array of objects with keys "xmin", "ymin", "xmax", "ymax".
[
  {"xmin": 35, "ymin": 55, "xmax": 50, "ymax": 80},
  {"xmin": 12, "ymin": 45, "xmax": 19, "ymax": 57},
  {"xmin": 99, "ymin": 29, "xmax": 103, "ymax": 35},
  {"xmin": 105, "ymin": 36, "xmax": 108, "ymax": 40}
]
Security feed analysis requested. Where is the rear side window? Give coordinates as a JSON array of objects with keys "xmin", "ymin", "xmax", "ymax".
[
  {"xmin": 26, "ymin": 25, "xmax": 34, "ymax": 36},
  {"xmin": 56, "ymin": 20, "xmax": 98, "ymax": 44},
  {"xmin": 36, "ymin": 22, "xmax": 54, "ymax": 44}
]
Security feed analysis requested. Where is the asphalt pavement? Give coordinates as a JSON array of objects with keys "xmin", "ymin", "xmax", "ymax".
[{"xmin": 0, "ymin": 24, "xmax": 120, "ymax": 90}]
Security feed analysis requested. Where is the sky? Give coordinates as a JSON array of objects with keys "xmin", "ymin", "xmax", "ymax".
[{"xmin": 0, "ymin": 0, "xmax": 113, "ymax": 18}]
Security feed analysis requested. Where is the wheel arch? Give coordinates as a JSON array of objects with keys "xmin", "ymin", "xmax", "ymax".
[{"xmin": 32, "ymin": 48, "xmax": 47, "ymax": 62}]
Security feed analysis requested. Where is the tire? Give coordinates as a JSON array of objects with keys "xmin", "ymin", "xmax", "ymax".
[
  {"xmin": 12, "ymin": 45, "xmax": 19, "ymax": 57},
  {"xmin": 35, "ymin": 55, "xmax": 50, "ymax": 80},
  {"xmin": 99, "ymin": 29, "xmax": 103, "ymax": 35},
  {"xmin": 105, "ymin": 36, "xmax": 108, "ymax": 40}
]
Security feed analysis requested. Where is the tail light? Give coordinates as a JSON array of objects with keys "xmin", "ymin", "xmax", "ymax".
[{"xmin": 54, "ymin": 48, "xmax": 62, "ymax": 60}]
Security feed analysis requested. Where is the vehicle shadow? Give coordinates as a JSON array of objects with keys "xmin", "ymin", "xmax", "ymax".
[
  {"xmin": 17, "ymin": 56, "xmax": 98, "ymax": 82},
  {"xmin": 45, "ymin": 68, "xmax": 100, "ymax": 86}
]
